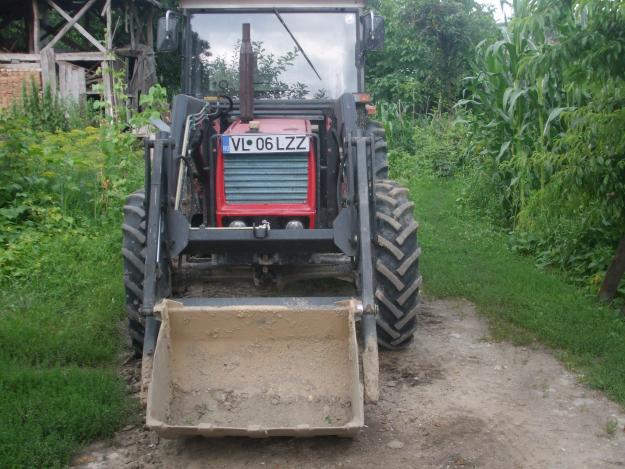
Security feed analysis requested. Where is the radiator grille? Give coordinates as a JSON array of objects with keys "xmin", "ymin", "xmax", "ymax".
[{"xmin": 223, "ymin": 152, "xmax": 309, "ymax": 203}]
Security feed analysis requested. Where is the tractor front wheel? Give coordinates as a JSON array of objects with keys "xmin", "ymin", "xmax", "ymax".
[
  {"xmin": 373, "ymin": 180, "xmax": 422, "ymax": 349},
  {"xmin": 122, "ymin": 190, "xmax": 147, "ymax": 356}
]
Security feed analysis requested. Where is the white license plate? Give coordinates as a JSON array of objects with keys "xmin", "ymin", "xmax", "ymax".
[{"xmin": 222, "ymin": 134, "xmax": 309, "ymax": 154}]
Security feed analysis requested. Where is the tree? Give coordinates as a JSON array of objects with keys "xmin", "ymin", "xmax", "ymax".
[
  {"xmin": 366, "ymin": 0, "xmax": 498, "ymax": 114},
  {"xmin": 198, "ymin": 41, "xmax": 307, "ymax": 99}
]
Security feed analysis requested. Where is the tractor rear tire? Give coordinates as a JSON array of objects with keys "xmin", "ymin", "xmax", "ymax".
[
  {"xmin": 373, "ymin": 180, "xmax": 422, "ymax": 350},
  {"xmin": 122, "ymin": 190, "xmax": 147, "ymax": 357}
]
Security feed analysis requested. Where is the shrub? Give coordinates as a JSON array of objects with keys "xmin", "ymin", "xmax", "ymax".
[{"xmin": 457, "ymin": 0, "xmax": 625, "ymax": 289}]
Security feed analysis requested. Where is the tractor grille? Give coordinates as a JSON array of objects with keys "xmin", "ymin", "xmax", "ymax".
[{"xmin": 223, "ymin": 152, "xmax": 309, "ymax": 203}]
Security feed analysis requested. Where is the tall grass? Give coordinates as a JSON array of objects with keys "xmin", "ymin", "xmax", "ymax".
[
  {"xmin": 379, "ymin": 102, "xmax": 467, "ymax": 179},
  {"xmin": 0, "ymin": 89, "xmax": 144, "ymax": 466},
  {"xmin": 458, "ymin": 0, "xmax": 625, "ymax": 290},
  {"xmin": 10, "ymin": 80, "xmax": 98, "ymax": 132}
]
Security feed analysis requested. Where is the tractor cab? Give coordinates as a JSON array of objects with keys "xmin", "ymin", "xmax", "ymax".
[{"xmin": 158, "ymin": 0, "xmax": 384, "ymax": 100}]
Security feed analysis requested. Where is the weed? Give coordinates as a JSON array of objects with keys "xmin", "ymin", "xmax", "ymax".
[
  {"xmin": 0, "ymin": 111, "xmax": 144, "ymax": 466},
  {"xmin": 606, "ymin": 417, "xmax": 618, "ymax": 437}
]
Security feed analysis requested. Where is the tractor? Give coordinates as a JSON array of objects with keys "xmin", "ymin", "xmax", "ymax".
[{"xmin": 122, "ymin": 0, "xmax": 421, "ymax": 437}]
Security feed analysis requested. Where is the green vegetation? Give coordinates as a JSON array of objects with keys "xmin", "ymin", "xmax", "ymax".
[
  {"xmin": 379, "ymin": 0, "xmax": 625, "ymax": 299},
  {"xmin": 458, "ymin": 0, "xmax": 625, "ymax": 294},
  {"xmin": 3, "ymin": 0, "xmax": 625, "ymax": 464},
  {"xmin": 367, "ymin": 0, "xmax": 498, "ymax": 113},
  {"xmin": 391, "ymin": 138, "xmax": 625, "ymax": 404},
  {"xmin": 0, "ymin": 90, "xmax": 144, "ymax": 467},
  {"xmin": 9, "ymin": 80, "xmax": 98, "ymax": 133}
]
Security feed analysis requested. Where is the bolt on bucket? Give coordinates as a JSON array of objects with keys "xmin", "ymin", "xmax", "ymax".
[{"xmin": 146, "ymin": 298, "xmax": 364, "ymax": 438}]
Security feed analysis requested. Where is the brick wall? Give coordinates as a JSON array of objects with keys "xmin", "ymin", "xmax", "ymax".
[{"xmin": 0, "ymin": 67, "xmax": 41, "ymax": 109}]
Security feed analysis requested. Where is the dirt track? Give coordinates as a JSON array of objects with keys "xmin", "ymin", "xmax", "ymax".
[{"xmin": 73, "ymin": 296, "xmax": 625, "ymax": 468}]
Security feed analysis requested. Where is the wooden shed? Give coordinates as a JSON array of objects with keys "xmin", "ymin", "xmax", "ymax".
[{"xmin": 0, "ymin": 0, "xmax": 161, "ymax": 115}]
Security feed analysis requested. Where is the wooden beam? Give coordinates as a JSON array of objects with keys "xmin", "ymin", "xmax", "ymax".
[
  {"xmin": 43, "ymin": 0, "xmax": 104, "ymax": 52},
  {"xmin": 0, "ymin": 63, "xmax": 41, "ymax": 71},
  {"xmin": 56, "ymin": 51, "xmax": 107, "ymax": 61},
  {"xmin": 58, "ymin": 61, "xmax": 86, "ymax": 103},
  {"xmin": 129, "ymin": 7, "xmax": 136, "ymax": 50},
  {"xmin": 105, "ymin": 0, "xmax": 113, "ymax": 50},
  {"xmin": 146, "ymin": 10, "xmax": 154, "ymax": 48},
  {"xmin": 103, "ymin": 0, "xmax": 116, "ymax": 119},
  {"xmin": 0, "ymin": 53, "xmax": 40, "ymax": 62},
  {"xmin": 40, "ymin": 21, "xmax": 85, "ymax": 52},
  {"xmin": 33, "ymin": 0, "xmax": 41, "ymax": 53}
]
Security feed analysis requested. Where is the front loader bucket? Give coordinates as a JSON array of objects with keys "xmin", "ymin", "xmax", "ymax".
[{"xmin": 146, "ymin": 298, "xmax": 364, "ymax": 438}]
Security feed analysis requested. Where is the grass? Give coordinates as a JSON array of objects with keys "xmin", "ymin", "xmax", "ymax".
[
  {"xmin": 407, "ymin": 175, "xmax": 625, "ymax": 405},
  {"xmin": 0, "ymin": 226, "xmax": 136, "ymax": 468}
]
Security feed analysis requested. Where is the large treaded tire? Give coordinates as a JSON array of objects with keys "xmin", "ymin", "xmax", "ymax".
[
  {"xmin": 122, "ymin": 190, "xmax": 147, "ymax": 356},
  {"xmin": 373, "ymin": 179, "xmax": 422, "ymax": 350},
  {"xmin": 368, "ymin": 120, "xmax": 389, "ymax": 179}
]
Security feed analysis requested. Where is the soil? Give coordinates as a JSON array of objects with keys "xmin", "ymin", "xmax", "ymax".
[
  {"xmin": 73, "ymin": 291, "xmax": 625, "ymax": 468},
  {"xmin": 159, "ymin": 304, "xmax": 358, "ymax": 430}
]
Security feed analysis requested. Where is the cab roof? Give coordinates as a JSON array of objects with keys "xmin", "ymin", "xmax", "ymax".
[{"xmin": 180, "ymin": 0, "xmax": 364, "ymax": 9}]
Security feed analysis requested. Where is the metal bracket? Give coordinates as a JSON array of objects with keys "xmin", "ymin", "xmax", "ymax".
[
  {"xmin": 142, "ymin": 137, "xmax": 167, "ymax": 316},
  {"xmin": 253, "ymin": 220, "xmax": 271, "ymax": 239}
]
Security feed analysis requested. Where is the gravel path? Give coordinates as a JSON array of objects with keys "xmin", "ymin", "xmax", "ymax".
[{"xmin": 73, "ymin": 297, "xmax": 625, "ymax": 468}]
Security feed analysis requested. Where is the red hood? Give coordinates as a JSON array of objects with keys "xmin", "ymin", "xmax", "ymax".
[{"xmin": 225, "ymin": 118, "xmax": 311, "ymax": 135}]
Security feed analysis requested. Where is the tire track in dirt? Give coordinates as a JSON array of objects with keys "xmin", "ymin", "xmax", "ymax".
[{"xmin": 73, "ymin": 296, "xmax": 625, "ymax": 468}]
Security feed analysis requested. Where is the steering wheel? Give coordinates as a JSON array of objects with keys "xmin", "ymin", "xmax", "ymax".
[{"xmin": 217, "ymin": 95, "xmax": 233, "ymax": 116}]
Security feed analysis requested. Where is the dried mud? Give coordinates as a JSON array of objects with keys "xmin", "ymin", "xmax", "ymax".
[
  {"xmin": 150, "ymin": 301, "xmax": 360, "ymax": 432},
  {"xmin": 73, "ymin": 284, "xmax": 625, "ymax": 469}
]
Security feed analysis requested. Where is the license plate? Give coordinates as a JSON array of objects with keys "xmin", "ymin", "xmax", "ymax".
[{"xmin": 222, "ymin": 134, "xmax": 309, "ymax": 154}]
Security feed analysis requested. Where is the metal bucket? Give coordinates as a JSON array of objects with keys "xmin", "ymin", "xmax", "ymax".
[{"xmin": 146, "ymin": 298, "xmax": 364, "ymax": 438}]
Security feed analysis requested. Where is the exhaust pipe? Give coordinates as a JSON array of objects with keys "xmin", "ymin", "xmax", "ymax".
[{"xmin": 239, "ymin": 23, "xmax": 255, "ymax": 122}]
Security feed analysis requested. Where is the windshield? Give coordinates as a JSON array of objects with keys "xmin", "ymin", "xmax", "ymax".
[{"xmin": 189, "ymin": 12, "xmax": 359, "ymax": 99}]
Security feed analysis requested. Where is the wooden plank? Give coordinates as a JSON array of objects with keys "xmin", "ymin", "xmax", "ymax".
[
  {"xmin": 43, "ymin": 0, "xmax": 103, "ymax": 52},
  {"xmin": 40, "ymin": 47, "xmax": 57, "ymax": 92},
  {"xmin": 129, "ymin": 7, "xmax": 136, "ymax": 50},
  {"xmin": 58, "ymin": 62, "xmax": 86, "ymax": 103},
  {"xmin": 105, "ymin": 0, "xmax": 113, "ymax": 50},
  {"xmin": 102, "ymin": 60, "xmax": 115, "ymax": 118},
  {"xmin": 59, "ymin": 62, "xmax": 67, "ymax": 99},
  {"xmin": 77, "ymin": 65, "xmax": 86, "ymax": 104},
  {"xmin": 103, "ymin": 0, "xmax": 116, "ymax": 119},
  {"xmin": 146, "ymin": 10, "xmax": 154, "ymax": 48},
  {"xmin": 56, "ymin": 52, "xmax": 107, "ymax": 61},
  {"xmin": 0, "ymin": 63, "xmax": 41, "ymax": 71},
  {"xmin": 0, "ymin": 53, "xmax": 40, "ymax": 62}
]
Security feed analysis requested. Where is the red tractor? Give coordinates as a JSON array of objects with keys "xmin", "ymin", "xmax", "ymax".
[{"xmin": 123, "ymin": 0, "xmax": 421, "ymax": 437}]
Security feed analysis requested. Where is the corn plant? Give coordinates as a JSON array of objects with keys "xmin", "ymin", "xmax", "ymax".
[{"xmin": 459, "ymin": 0, "xmax": 625, "ymax": 287}]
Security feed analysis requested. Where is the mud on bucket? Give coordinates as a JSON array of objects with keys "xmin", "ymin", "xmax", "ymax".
[{"xmin": 146, "ymin": 298, "xmax": 364, "ymax": 437}]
